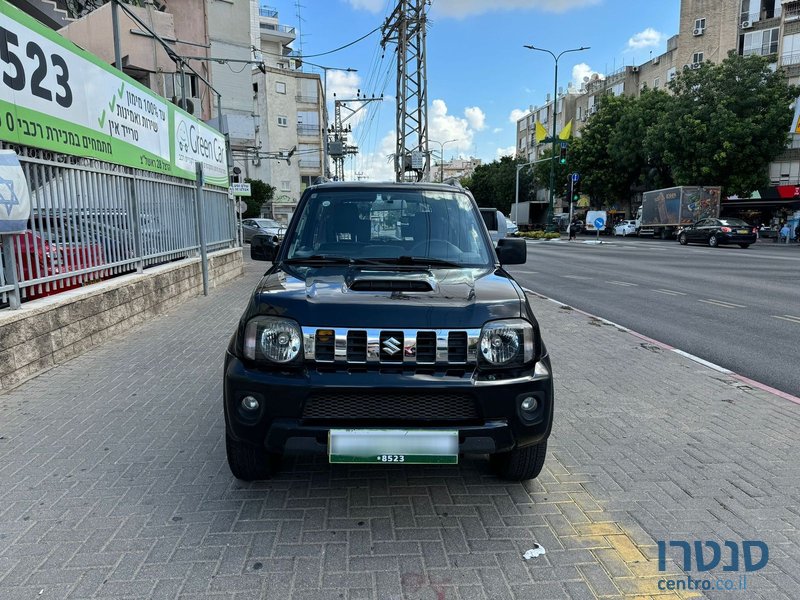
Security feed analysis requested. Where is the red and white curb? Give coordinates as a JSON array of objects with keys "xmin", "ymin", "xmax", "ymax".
[{"xmin": 524, "ymin": 288, "xmax": 800, "ymax": 406}]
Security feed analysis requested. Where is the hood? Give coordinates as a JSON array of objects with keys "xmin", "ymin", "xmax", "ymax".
[{"xmin": 245, "ymin": 265, "xmax": 525, "ymax": 329}]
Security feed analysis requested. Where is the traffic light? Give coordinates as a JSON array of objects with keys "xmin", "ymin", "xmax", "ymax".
[
  {"xmin": 559, "ymin": 144, "xmax": 567, "ymax": 165},
  {"xmin": 572, "ymin": 178, "xmax": 581, "ymax": 201}
]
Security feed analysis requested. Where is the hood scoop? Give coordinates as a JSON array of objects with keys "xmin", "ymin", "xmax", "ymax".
[{"xmin": 348, "ymin": 272, "xmax": 435, "ymax": 293}]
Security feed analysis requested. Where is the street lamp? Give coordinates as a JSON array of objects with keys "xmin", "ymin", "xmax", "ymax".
[
  {"xmin": 523, "ymin": 44, "xmax": 589, "ymax": 230},
  {"xmin": 429, "ymin": 138, "xmax": 460, "ymax": 182},
  {"xmin": 304, "ymin": 61, "xmax": 358, "ymax": 179}
]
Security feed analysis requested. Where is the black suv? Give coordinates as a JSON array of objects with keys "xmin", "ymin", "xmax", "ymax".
[{"xmin": 224, "ymin": 182, "xmax": 554, "ymax": 481}]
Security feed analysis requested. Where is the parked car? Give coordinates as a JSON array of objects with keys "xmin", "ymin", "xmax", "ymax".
[
  {"xmin": 249, "ymin": 231, "xmax": 282, "ymax": 261},
  {"xmin": 677, "ymin": 218, "xmax": 758, "ymax": 248},
  {"xmin": 613, "ymin": 220, "xmax": 638, "ymax": 237},
  {"xmin": 224, "ymin": 181, "xmax": 554, "ymax": 482},
  {"xmin": 479, "ymin": 208, "xmax": 508, "ymax": 243},
  {"xmin": 505, "ymin": 217, "xmax": 519, "ymax": 236},
  {"xmin": 242, "ymin": 218, "xmax": 286, "ymax": 243}
]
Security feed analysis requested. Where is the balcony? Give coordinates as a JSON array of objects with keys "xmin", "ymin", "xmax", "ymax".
[
  {"xmin": 780, "ymin": 51, "xmax": 800, "ymax": 65},
  {"xmin": 295, "ymin": 95, "xmax": 318, "ymax": 104},
  {"xmin": 259, "ymin": 6, "xmax": 279, "ymax": 18},
  {"xmin": 297, "ymin": 124, "xmax": 320, "ymax": 137}
]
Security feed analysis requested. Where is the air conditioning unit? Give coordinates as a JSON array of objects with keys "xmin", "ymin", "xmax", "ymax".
[
  {"xmin": 588, "ymin": 105, "xmax": 598, "ymax": 115},
  {"xmin": 631, "ymin": 66, "xmax": 640, "ymax": 73},
  {"xmin": 691, "ymin": 62, "xmax": 701, "ymax": 69},
  {"xmin": 693, "ymin": 28, "xmax": 704, "ymax": 36},
  {"xmin": 741, "ymin": 20, "xmax": 752, "ymax": 29},
  {"xmin": 652, "ymin": 56, "xmax": 660, "ymax": 65},
  {"xmin": 683, "ymin": 64, "xmax": 691, "ymax": 69},
  {"xmin": 172, "ymin": 96, "xmax": 201, "ymax": 117}
]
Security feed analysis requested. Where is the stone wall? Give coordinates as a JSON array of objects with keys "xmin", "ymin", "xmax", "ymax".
[{"xmin": 0, "ymin": 248, "xmax": 243, "ymax": 391}]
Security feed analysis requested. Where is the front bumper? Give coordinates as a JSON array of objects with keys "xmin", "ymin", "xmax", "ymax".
[{"xmin": 224, "ymin": 354, "xmax": 554, "ymax": 455}]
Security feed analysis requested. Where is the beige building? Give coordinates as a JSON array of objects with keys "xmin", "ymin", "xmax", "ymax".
[{"xmin": 434, "ymin": 157, "xmax": 482, "ymax": 182}]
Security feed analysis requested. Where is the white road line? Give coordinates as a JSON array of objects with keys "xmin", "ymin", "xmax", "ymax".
[
  {"xmin": 773, "ymin": 315, "xmax": 800, "ymax": 325},
  {"xmin": 561, "ymin": 275, "xmax": 584, "ymax": 280},
  {"xmin": 606, "ymin": 280, "xmax": 638, "ymax": 287},
  {"xmin": 653, "ymin": 288, "xmax": 687, "ymax": 296},
  {"xmin": 514, "ymin": 270, "xmax": 539, "ymax": 275},
  {"xmin": 698, "ymin": 299, "xmax": 746, "ymax": 309},
  {"xmin": 672, "ymin": 349, "xmax": 733, "ymax": 374}
]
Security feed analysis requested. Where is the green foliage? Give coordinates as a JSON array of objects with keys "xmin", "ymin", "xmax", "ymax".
[
  {"xmin": 571, "ymin": 52, "xmax": 797, "ymax": 203},
  {"xmin": 243, "ymin": 178, "xmax": 275, "ymax": 218},
  {"xmin": 463, "ymin": 156, "xmax": 536, "ymax": 216},
  {"xmin": 516, "ymin": 231, "xmax": 561, "ymax": 239},
  {"xmin": 656, "ymin": 52, "xmax": 797, "ymax": 196},
  {"xmin": 531, "ymin": 147, "xmax": 570, "ymax": 202}
]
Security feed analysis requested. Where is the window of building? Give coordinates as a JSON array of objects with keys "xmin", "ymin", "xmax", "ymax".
[
  {"xmin": 783, "ymin": 33, "xmax": 800, "ymax": 65},
  {"xmin": 277, "ymin": 115, "xmax": 288, "ymax": 127},
  {"xmin": 276, "ymin": 81, "xmax": 286, "ymax": 94},
  {"xmin": 742, "ymin": 28, "xmax": 778, "ymax": 56},
  {"xmin": 667, "ymin": 67, "xmax": 677, "ymax": 82},
  {"xmin": 694, "ymin": 18, "xmax": 706, "ymax": 31},
  {"xmin": 653, "ymin": 77, "xmax": 661, "ymax": 90},
  {"xmin": 740, "ymin": 0, "xmax": 758, "ymax": 24},
  {"xmin": 611, "ymin": 82, "xmax": 624, "ymax": 96},
  {"xmin": 281, "ymin": 180, "xmax": 291, "ymax": 192},
  {"xmin": 692, "ymin": 52, "xmax": 704, "ymax": 64}
]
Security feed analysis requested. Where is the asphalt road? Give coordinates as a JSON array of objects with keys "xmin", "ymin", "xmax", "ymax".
[{"xmin": 507, "ymin": 236, "xmax": 800, "ymax": 396}]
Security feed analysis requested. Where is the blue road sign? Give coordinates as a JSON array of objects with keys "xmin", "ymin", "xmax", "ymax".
[
  {"xmin": 594, "ymin": 217, "xmax": 606, "ymax": 230},
  {"xmin": 560, "ymin": 141, "xmax": 568, "ymax": 149},
  {"xmin": 572, "ymin": 173, "xmax": 580, "ymax": 183}
]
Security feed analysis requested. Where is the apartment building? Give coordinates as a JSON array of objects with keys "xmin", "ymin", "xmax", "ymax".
[
  {"xmin": 249, "ymin": 5, "xmax": 325, "ymax": 223},
  {"xmin": 434, "ymin": 157, "xmax": 482, "ymax": 182},
  {"xmin": 516, "ymin": 0, "xmax": 799, "ymax": 224}
]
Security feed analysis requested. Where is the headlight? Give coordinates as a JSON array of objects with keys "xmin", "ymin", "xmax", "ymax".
[
  {"xmin": 243, "ymin": 316, "xmax": 302, "ymax": 363},
  {"xmin": 479, "ymin": 319, "xmax": 534, "ymax": 366}
]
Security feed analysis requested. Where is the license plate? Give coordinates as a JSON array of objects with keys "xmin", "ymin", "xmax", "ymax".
[
  {"xmin": 738, "ymin": 229, "xmax": 749, "ymax": 234},
  {"xmin": 328, "ymin": 429, "xmax": 459, "ymax": 464}
]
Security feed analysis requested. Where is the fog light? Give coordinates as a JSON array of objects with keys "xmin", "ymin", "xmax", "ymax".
[
  {"xmin": 520, "ymin": 396, "xmax": 538, "ymax": 412},
  {"xmin": 241, "ymin": 396, "xmax": 260, "ymax": 411}
]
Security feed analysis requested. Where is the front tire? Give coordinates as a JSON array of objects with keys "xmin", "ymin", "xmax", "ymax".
[
  {"xmin": 709, "ymin": 234, "xmax": 719, "ymax": 247},
  {"xmin": 490, "ymin": 440, "xmax": 547, "ymax": 481},
  {"xmin": 678, "ymin": 232, "xmax": 688, "ymax": 245},
  {"xmin": 226, "ymin": 430, "xmax": 280, "ymax": 481}
]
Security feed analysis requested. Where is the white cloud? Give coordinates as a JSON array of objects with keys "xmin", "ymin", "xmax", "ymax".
[
  {"xmin": 496, "ymin": 146, "xmax": 517, "ymax": 159},
  {"xmin": 627, "ymin": 27, "xmax": 665, "ymax": 50},
  {"xmin": 432, "ymin": 0, "xmax": 599, "ymax": 18},
  {"xmin": 509, "ymin": 108, "xmax": 528, "ymax": 124},
  {"xmin": 429, "ymin": 99, "xmax": 473, "ymax": 151},
  {"xmin": 326, "ymin": 69, "xmax": 361, "ymax": 101},
  {"xmin": 464, "ymin": 106, "xmax": 486, "ymax": 131},
  {"xmin": 493, "ymin": 127, "xmax": 503, "ymax": 134},
  {"xmin": 345, "ymin": 0, "xmax": 383, "ymax": 12},
  {"xmin": 354, "ymin": 130, "xmax": 397, "ymax": 181},
  {"xmin": 572, "ymin": 63, "xmax": 604, "ymax": 88}
]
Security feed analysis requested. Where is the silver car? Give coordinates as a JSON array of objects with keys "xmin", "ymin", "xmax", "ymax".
[{"xmin": 242, "ymin": 218, "xmax": 286, "ymax": 243}]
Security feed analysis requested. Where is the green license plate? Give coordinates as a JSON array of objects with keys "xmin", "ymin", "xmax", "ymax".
[
  {"xmin": 328, "ymin": 429, "xmax": 459, "ymax": 464},
  {"xmin": 738, "ymin": 229, "xmax": 749, "ymax": 234}
]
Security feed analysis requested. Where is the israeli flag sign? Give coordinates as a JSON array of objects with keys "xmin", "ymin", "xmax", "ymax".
[{"xmin": 0, "ymin": 151, "xmax": 31, "ymax": 234}]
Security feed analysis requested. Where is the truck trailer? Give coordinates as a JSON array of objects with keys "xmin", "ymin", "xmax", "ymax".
[{"xmin": 636, "ymin": 186, "xmax": 721, "ymax": 239}]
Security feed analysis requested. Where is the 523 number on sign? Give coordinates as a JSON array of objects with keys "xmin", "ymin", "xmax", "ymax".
[{"xmin": 0, "ymin": 26, "xmax": 72, "ymax": 108}]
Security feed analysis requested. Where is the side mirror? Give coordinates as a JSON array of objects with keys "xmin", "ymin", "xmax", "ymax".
[
  {"xmin": 496, "ymin": 237, "xmax": 526, "ymax": 265},
  {"xmin": 250, "ymin": 235, "xmax": 274, "ymax": 261}
]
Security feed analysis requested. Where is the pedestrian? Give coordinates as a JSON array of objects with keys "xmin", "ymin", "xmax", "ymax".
[
  {"xmin": 568, "ymin": 218, "xmax": 579, "ymax": 241},
  {"xmin": 779, "ymin": 222, "xmax": 790, "ymax": 243}
]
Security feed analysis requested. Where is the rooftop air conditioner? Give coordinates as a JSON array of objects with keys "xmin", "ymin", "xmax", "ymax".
[
  {"xmin": 652, "ymin": 56, "xmax": 660, "ymax": 65},
  {"xmin": 631, "ymin": 66, "xmax": 640, "ymax": 73},
  {"xmin": 741, "ymin": 20, "xmax": 752, "ymax": 29},
  {"xmin": 683, "ymin": 64, "xmax": 691, "ymax": 70},
  {"xmin": 693, "ymin": 28, "xmax": 704, "ymax": 36}
]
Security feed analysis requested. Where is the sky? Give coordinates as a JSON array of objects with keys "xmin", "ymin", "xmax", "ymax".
[{"xmin": 267, "ymin": 0, "xmax": 681, "ymax": 180}]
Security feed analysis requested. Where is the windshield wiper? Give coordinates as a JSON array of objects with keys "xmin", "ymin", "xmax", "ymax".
[
  {"xmin": 372, "ymin": 256, "xmax": 463, "ymax": 268},
  {"xmin": 282, "ymin": 255, "xmax": 385, "ymax": 266}
]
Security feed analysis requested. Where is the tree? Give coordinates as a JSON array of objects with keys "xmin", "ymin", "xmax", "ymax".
[
  {"xmin": 461, "ymin": 156, "xmax": 535, "ymax": 216},
  {"xmin": 609, "ymin": 88, "xmax": 674, "ymax": 191},
  {"xmin": 654, "ymin": 52, "xmax": 798, "ymax": 196},
  {"xmin": 243, "ymin": 178, "xmax": 275, "ymax": 218},
  {"xmin": 531, "ymin": 147, "xmax": 570, "ymax": 205},
  {"xmin": 569, "ymin": 95, "xmax": 633, "ymax": 206}
]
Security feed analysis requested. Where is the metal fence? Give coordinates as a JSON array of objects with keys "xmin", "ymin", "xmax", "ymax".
[{"xmin": 0, "ymin": 143, "xmax": 236, "ymax": 309}]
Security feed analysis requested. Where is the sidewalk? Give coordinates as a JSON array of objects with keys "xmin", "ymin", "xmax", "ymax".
[{"xmin": 0, "ymin": 256, "xmax": 797, "ymax": 599}]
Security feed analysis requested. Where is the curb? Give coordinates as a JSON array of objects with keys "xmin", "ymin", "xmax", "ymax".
[{"xmin": 523, "ymin": 288, "xmax": 800, "ymax": 407}]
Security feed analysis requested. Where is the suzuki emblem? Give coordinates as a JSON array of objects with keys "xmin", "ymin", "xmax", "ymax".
[{"xmin": 382, "ymin": 336, "xmax": 401, "ymax": 355}]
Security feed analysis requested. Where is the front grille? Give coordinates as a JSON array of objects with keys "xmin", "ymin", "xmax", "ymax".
[
  {"xmin": 302, "ymin": 392, "xmax": 480, "ymax": 422},
  {"xmin": 303, "ymin": 327, "xmax": 480, "ymax": 366}
]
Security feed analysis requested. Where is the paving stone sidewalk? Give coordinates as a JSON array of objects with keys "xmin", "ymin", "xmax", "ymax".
[{"xmin": 0, "ymin": 256, "xmax": 797, "ymax": 600}]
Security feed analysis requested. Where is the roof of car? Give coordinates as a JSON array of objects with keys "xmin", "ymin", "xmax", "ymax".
[{"xmin": 308, "ymin": 180, "xmax": 469, "ymax": 193}]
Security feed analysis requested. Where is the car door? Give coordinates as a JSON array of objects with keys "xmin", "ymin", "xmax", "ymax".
[{"xmin": 686, "ymin": 219, "xmax": 705, "ymax": 242}]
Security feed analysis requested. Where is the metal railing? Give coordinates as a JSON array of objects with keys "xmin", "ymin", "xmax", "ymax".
[
  {"xmin": 781, "ymin": 51, "xmax": 800, "ymax": 65},
  {"xmin": 0, "ymin": 144, "xmax": 236, "ymax": 310},
  {"xmin": 297, "ymin": 124, "xmax": 320, "ymax": 137},
  {"xmin": 295, "ymin": 95, "xmax": 319, "ymax": 104},
  {"xmin": 259, "ymin": 6, "xmax": 278, "ymax": 18},
  {"xmin": 260, "ymin": 22, "xmax": 296, "ymax": 35}
]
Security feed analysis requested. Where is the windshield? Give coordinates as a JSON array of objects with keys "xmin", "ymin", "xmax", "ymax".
[{"xmin": 285, "ymin": 189, "xmax": 493, "ymax": 266}]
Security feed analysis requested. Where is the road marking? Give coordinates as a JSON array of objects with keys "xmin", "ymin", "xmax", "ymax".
[
  {"xmin": 562, "ymin": 275, "xmax": 585, "ymax": 280},
  {"xmin": 773, "ymin": 315, "xmax": 800, "ymax": 325},
  {"xmin": 698, "ymin": 299, "xmax": 746, "ymax": 309},
  {"xmin": 606, "ymin": 280, "xmax": 638, "ymax": 287},
  {"xmin": 514, "ymin": 270, "xmax": 539, "ymax": 275},
  {"xmin": 652, "ymin": 288, "xmax": 687, "ymax": 296}
]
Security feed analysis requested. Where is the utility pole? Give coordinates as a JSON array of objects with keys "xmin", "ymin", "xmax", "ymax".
[
  {"xmin": 328, "ymin": 95, "xmax": 382, "ymax": 180},
  {"xmin": 381, "ymin": 0, "xmax": 430, "ymax": 183}
]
